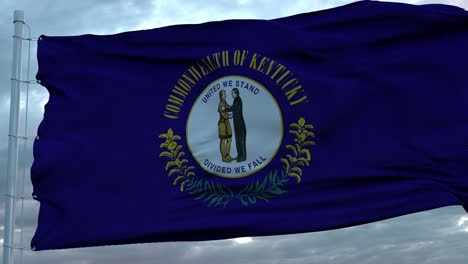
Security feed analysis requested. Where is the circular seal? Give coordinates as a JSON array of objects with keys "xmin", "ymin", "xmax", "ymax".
[
  {"xmin": 159, "ymin": 50, "xmax": 316, "ymax": 207},
  {"xmin": 186, "ymin": 75, "xmax": 283, "ymax": 178}
]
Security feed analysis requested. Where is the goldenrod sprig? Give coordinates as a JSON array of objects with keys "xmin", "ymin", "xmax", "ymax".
[
  {"xmin": 281, "ymin": 117, "xmax": 315, "ymax": 183},
  {"xmin": 159, "ymin": 128, "xmax": 195, "ymax": 191}
]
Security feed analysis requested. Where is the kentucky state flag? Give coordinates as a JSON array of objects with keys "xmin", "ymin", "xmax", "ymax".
[{"xmin": 31, "ymin": 1, "xmax": 468, "ymax": 250}]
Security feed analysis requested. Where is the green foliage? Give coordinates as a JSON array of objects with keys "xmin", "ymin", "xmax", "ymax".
[
  {"xmin": 158, "ymin": 116, "xmax": 316, "ymax": 208},
  {"xmin": 236, "ymin": 170, "xmax": 289, "ymax": 206},
  {"xmin": 184, "ymin": 170, "xmax": 289, "ymax": 208},
  {"xmin": 191, "ymin": 181, "xmax": 233, "ymax": 208}
]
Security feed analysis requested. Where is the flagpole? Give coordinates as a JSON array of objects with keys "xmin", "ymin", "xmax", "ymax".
[{"xmin": 3, "ymin": 10, "xmax": 24, "ymax": 264}]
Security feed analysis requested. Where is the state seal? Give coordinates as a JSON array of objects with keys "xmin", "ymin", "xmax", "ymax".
[
  {"xmin": 186, "ymin": 75, "xmax": 283, "ymax": 178},
  {"xmin": 158, "ymin": 49, "xmax": 315, "ymax": 207}
]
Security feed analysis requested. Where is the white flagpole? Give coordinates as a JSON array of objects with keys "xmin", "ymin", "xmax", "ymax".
[{"xmin": 3, "ymin": 10, "xmax": 24, "ymax": 264}]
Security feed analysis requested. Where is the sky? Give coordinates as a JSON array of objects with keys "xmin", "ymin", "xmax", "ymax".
[{"xmin": 0, "ymin": 0, "xmax": 467, "ymax": 263}]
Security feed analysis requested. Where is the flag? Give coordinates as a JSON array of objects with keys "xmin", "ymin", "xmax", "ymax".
[{"xmin": 31, "ymin": 0, "xmax": 468, "ymax": 250}]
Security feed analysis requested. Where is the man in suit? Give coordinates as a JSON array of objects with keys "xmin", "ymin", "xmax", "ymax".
[{"xmin": 226, "ymin": 88, "xmax": 247, "ymax": 162}]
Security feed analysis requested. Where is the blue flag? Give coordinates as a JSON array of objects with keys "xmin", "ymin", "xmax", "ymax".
[{"xmin": 32, "ymin": 1, "xmax": 468, "ymax": 250}]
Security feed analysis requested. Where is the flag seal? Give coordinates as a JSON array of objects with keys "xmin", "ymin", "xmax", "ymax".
[{"xmin": 158, "ymin": 49, "xmax": 315, "ymax": 207}]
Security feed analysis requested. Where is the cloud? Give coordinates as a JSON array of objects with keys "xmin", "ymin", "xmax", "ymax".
[{"xmin": 456, "ymin": 215, "xmax": 468, "ymax": 232}]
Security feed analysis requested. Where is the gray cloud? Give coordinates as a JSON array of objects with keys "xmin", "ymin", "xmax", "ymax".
[
  {"xmin": 1, "ymin": 0, "xmax": 467, "ymax": 263},
  {"xmin": 9, "ymin": 207, "xmax": 468, "ymax": 264}
]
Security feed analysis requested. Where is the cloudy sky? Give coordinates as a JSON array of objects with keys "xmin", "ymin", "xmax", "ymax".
[{"xmin": 1, "ymin": 0, "xmax": 467, "ymax": 263}]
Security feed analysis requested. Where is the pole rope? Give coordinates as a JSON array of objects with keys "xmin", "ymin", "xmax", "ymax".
[
  {"xmin": 3, "ymin": 17, "xmax": 38, "ymax": 264},
  {"xmin": 17, "ymin": 22, "xmax": 33, "ymax": 264}
]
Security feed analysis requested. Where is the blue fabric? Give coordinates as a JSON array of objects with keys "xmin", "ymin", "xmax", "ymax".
[{"xmin": 32, "ymin": 0, "xmax": 468, "ymax": 250}]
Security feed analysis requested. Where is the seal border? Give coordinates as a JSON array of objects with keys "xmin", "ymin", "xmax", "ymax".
[{"xmin": 185, "ymin": 75, "xmax": 284, "ymax": 178}]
